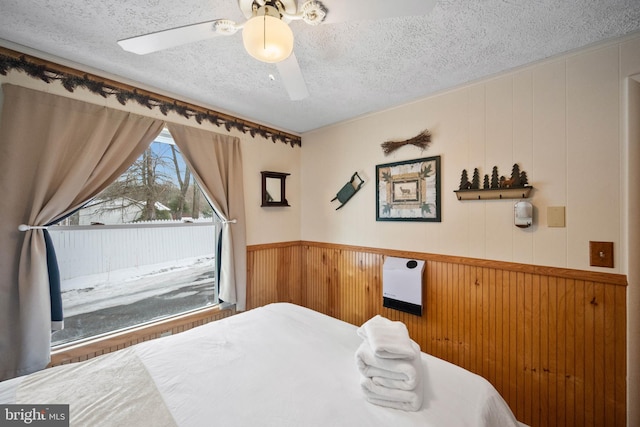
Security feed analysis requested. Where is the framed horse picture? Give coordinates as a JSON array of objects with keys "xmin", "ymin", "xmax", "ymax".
[{"xmin": 376, "ymin": 156, "xmax": 441, "ymax": 222}]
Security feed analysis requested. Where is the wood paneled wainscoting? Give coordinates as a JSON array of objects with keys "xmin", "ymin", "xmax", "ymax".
[{"xmin": 247, "ymin": 241, "xmax": 627, "ymax": 427}]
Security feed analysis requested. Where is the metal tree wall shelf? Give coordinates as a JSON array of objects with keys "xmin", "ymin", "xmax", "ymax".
[{"xmin": 454, "ymin": 186, "xmax": 533, "ymax": 200}]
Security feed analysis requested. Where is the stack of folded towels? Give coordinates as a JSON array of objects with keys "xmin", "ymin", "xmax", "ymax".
[{"xmin": 355, "ymin": 315, "xmax": 423, "ymax": 411}]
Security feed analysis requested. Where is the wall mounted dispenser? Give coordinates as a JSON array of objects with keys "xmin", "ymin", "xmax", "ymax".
[{"xmin": 514, "ymin": 200, "xmax": 533, "ymax": 228}]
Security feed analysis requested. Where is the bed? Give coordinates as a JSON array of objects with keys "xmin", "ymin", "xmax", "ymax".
[{"xmin": 0, "ymin": 303, "xmax": 520, "ymax": 426}]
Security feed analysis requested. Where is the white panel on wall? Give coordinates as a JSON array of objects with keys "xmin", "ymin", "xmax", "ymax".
[
  {"xmin": 485, "ymin": 78, "xmax": 515, "ymax": 262},
  {"xmin": 467, "ymin": 85, "xmax": 487, "ymax": 258},
  {"xmin": 531, "ymin": 59, "xmax": 568, "ymax": 267},
  {"xmin": 566, "ymin": 45, "xmax": 621, "ymax": 271},
  {"xmin": 624, "ymin": 71, "xmax": 640, "ymax": 427},
  {"xmin": 621, "ymin": 36, "xmax": 640, "ymax": 78},
  {"xmin": 512, "ymin": 70, "xmax": 535, "ymax": 264},
  {"xmin": 306, "ymin": 131, "xmax": 335, "ymax": 242},
  {"xmin": 242, "ymin": 139, "xmax": 301, "ymax": 245},
  {"xmin": 437, "ymin": 90, "xmax": 472, "ymax": 257},
  {"xmin": 485, "ymin": 78, "xmax": 514, "ymax": 165}
]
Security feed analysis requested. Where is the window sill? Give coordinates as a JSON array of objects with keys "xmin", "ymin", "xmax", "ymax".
[{"xmin": 49, "ymin": 303, "xmax": 235, "ymax": 367}]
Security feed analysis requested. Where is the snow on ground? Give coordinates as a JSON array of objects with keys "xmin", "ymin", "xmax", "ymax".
[{"xmin": 61, "ymin": 255, "xmax": 215, "ymax": 317}]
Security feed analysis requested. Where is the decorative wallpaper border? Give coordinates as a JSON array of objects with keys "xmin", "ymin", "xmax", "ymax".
[{"xmin": 0, "ymin": 47, "xmax": 301, "ymax": 147}]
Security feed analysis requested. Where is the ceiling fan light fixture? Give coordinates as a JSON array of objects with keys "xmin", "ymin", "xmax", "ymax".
[{"xmin": 242, "ymin": 13, "xmax": 293, "ymax": 63}]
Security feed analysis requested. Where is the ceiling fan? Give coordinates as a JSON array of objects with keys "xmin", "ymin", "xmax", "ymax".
[{"xmin": 118, "ymin": 0, "xmax": 436, "ymax": 101}]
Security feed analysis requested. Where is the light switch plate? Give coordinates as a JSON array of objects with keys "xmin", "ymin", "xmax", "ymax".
[
  {"xmin": 547, "ymin": 206, "xmax": 566, "ymax": 227},
  {"xmin": 589, "ymin": 241, "xmax": 614, "ymax": 268}
]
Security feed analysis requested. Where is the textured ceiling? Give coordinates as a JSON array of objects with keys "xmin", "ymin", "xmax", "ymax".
[{"xmin": 1, "ymin": 0, "xmax": 639, "ymax": 134}]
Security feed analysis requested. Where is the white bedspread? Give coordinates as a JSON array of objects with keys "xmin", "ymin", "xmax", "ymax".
[
  {"xmin": 0, "ymin": 303, "xmax": 519, "ymax": 426},
  {"xmin": 15, "ymin": 347, "xmax": 176, "ymax": 427}
]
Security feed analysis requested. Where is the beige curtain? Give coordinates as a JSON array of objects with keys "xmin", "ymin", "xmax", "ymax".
[
  {"xmin": 166, "ymin": 123, "xmax": 247, "ymax": 311},
  {"xmin": 0, "ymin": 84, "xmax": 164, "ymax": 380}
]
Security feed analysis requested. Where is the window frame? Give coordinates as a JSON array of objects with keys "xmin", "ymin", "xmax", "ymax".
[{"xmin": 49, "ymin": 128, "xmax": 221, "ymax": 348}]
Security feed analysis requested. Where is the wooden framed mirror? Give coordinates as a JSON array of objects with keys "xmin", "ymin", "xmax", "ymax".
[{"xmin": 261, "ymin": 171, "xmax": 290, "ymax": 207}]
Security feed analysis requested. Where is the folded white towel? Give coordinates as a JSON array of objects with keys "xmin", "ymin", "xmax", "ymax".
[
  {"xmin": 355, "ymin": 340, "xmax": 421, "ymax": 389},
  {"xmin": 357, "ymin": 315, "xmax": 415, "ymax": 359},
  {"xmin": 371, "ymin": 375, "xmax": 416, "ymax": 391},
  {"xmin": 360, "ymin": 374, "xmax": 423, "ymax": 412}
]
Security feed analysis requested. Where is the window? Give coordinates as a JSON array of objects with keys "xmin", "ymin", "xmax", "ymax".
[{"xmin": 50, "ymin": 129, "xmax": 219, "ymax": 346}]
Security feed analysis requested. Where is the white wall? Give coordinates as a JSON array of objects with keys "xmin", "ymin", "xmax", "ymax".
[
  {"xmin": 623, "ymin": 59, "xmax": 640, "ymax": 427},
  {"xmin": 301, "ymin": 33, "xmax": 640, "ymax": 426},
  {"xmin": 301, "ymin": 35, "xmax": 640, "ymax": 276},
  {"xmin": 241, "ymin": 135, "xmax": 301, "ymax": 244}
]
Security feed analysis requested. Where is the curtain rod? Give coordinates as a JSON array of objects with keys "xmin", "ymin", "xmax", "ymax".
[{"xmin": 0, "ymin": 47, "xmax": 301, "ymax": 147}]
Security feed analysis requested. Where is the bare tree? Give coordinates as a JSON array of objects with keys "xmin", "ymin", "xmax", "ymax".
[
  {"xmin": 170, "ymin": 145, "xmax": 191, "ymax": 219},
  {"xmin": 141, "ymin": 149, "xmax": 157, "ymax": 219},
  {"xmin": 84, "ymin": 141, "xmax": 216, "ymax": 223},
  {"xmin": 93, "ymin": 144, "xmax": 173, "ymax": 222},
  {"xmin": 191, "ymin": 184, "xmax": 201, "ymax": 219}
]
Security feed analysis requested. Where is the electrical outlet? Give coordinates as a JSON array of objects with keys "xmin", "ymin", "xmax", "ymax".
[{"xmin": 589, "ymin": 241, "xmax": 614, "ymax": 268}]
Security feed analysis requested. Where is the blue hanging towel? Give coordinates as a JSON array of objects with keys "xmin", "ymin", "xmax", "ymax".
[{"xmin": 43, "ymin": 230, "xmax": 64, "ymax": 331}]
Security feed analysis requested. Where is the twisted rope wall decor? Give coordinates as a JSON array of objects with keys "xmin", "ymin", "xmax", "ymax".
[{"xmin": 0, "ymin": 47, "xmax": 301, "ymax": 147}]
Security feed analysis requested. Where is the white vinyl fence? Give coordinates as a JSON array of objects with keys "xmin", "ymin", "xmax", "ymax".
[{"xmin": 48, "ymin": 221, "xmax": 218, "ymax": 281}]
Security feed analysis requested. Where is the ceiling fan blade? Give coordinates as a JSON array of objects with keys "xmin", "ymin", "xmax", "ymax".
[
  {"xmin": 320, "ymin": 0, "xmax": 437, "ymax": 24},
  {"xmin": 276, "ymin": 52, "xmax": 309, "ymax": 101},
  {"xmin": 118, "ymin": 20, "xmax": 224, "ymax": 55}
]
